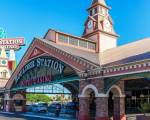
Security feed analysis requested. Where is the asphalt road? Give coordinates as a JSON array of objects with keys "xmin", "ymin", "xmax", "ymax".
[{"xmin": 0, "ymin": 113, "xmax": 54, "ymax": 120}]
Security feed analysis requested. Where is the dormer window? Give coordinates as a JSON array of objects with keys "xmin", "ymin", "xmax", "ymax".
[
  {"xmin": 90, "ymin": 10, "xmax": 93, "ymax": 16},
  {"xmin": 94, "ymin": 7, "xmax": 98, "ymax": 14},
  {"xmin": 102, "ymin": 8, "xmax": 106, "ymax": 15}
]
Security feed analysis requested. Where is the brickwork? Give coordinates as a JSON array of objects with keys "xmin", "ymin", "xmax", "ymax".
[
  {"xmin": 95, "ymin": 97, "xmax": 109, "ymax": 120},
  {"xmin": 79, "ymin": 97, "xmax": 90, "ymax": 120},
  {"xmin": 79, "ymin": 78, "xmax": 104, "ymax": 95},
  {"xmin": 115, "ymin": 80, "xmax": 125, "ymax": 95},
  {"xmin": 114, "ymin": 97, "xmax": 126, "ymax": 120},
  {"xmin": 79, "ymin": 77, "xmax": 126, "ymax": 120}
]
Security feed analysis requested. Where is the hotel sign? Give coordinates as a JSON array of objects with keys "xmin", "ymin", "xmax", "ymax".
[{"xmin": 0, "ymin": 37, "xmax": 24, "ymax": 50}]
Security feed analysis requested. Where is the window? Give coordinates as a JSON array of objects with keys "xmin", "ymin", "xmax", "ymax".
[
  {"xmin": 58, "ymin": 34, "xmax": 68, "ymax": 43},
  {"xmin": 69, "ymin": 37, "xmax": 78, "ymax": 46},
  {"xmin": 90, "ymin": 10, "xmax": 93, "ymax": 16},
  {"xmin": 88, "ymin": 42, "xmax": 96, "ymax": 50},
  {"xmin": 94, "ymin": 7, "xmax": 97, "ymax": 14},
  {"xmin": 79, "ymin": 40, "xmax": 88, "ymax": 48},
  {"xmin": 1, "ymin": 70, "xmax": 7, "ymax": 78}
]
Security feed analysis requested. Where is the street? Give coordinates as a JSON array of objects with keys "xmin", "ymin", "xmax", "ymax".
[
  {"xmin": 0, "ymin": 112, "xmax": 70, "ymax": 120},
  {"xmin": 0, "ymin": 113, "xmax": 51, "ymax": 120}
]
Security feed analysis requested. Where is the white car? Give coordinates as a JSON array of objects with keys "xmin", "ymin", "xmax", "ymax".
[{"xmin": 32, "ymin": 104, "xmax": 47, "ymax": 113}]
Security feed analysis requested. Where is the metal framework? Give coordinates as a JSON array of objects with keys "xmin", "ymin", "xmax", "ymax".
[{"xmin": 26, "ymin": 84, "xmax": 71, "ymax": 94}]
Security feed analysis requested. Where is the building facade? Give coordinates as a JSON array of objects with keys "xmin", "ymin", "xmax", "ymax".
[{"xmin": 1, "ymin": 0, "xmax": 150, "ymax": 120}]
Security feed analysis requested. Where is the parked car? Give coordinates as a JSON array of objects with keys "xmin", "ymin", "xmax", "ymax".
[
  {"xmin": 31, "ymin": 104, "xmax": 47, "ymax": 113},
  {"xmin": 65, "ymin": 102, "xmax": 75, "ymax": 109},
  {"xmin": 38, "ymin": 103, "xmax": 48, "ymax": 108},
  {"xmin": 48, "ymin": 103, "xmax": 61, "ymax": 113}
]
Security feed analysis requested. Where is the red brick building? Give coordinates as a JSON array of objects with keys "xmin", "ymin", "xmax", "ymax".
[{"xmin": 1, "ymin": 0, "xmax": 150, "ymax": 120}]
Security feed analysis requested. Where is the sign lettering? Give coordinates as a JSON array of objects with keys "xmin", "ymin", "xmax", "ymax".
[
  {"xmin": 0, "ymin": 37, "xmax": 24, "ymax": 50},
  {"xmin": 15, "ymin": 57, "xmax": 65, "ymax": 84},
  {"xmin": 19, "ymin": 75, "xmax": 52, "ymax": 87}
]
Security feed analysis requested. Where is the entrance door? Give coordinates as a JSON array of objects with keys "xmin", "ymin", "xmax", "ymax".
[
  {"xmin": 89, "ymin": 91, "xmax": 96, "ymax": 120},
  {"xmin": 108, "ymin": 91, "xmax": 114, "ymax": 119}
]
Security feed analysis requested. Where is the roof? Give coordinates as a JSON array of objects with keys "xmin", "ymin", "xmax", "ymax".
[
  {"xmin": 41, "ymin": 37, "xmax": 150, "ymax": 67},
  {"xmin": 101, "ymin": 37, "xmax": 150, "ymax": 65},
  {"xmin": 41, "ymin": 38, "xmax": 100, "ymax": 65}
]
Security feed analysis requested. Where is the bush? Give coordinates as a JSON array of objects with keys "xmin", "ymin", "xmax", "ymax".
[{"xmin": 138, "ymin": 102, "xmax": 150, "ymax": 114}]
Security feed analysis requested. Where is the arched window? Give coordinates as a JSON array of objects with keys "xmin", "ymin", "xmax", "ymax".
[{"xmin": 1, "ymin": 70, "xmax": 8, "ymax": 78}]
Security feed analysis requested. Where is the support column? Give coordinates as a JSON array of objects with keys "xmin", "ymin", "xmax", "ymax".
[
  {"xmin": 95, "ymin": 96, "xmax": 109, "ymax": 120},
  {"xmin": 114, "ymin": 97, "xmax": 126, "ymax": 120},
  {"xmin": 4, "ymin": 92, "xmax": 15, "ymax": 112},
  {"xmin": 21, "ymin": 91, "xmax": 26, "ymax": 112},
  {"xmin": 79, "ymin": 97, "xmax": 90, "ymax": 120}
]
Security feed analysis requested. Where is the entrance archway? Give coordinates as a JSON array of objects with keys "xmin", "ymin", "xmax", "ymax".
[
  {"xmin": 12, "ymin": 93, "xmax": 26, "ymax": 112},
  {"xmin": 4, "ymin": 56, "xmax": 80, "ymax": 113},
  {"xmin": 107, "ymin": 85, "xmax": 126, "ymax": 120},
  {"xmin": 79, "ymin": 84, "xmax": 98, "ymax": 120}
]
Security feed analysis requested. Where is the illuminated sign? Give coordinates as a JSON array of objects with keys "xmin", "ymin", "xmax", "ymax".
[{"xmin": 0, "ymin": 37, "xmax": 24, "ymax": 50}]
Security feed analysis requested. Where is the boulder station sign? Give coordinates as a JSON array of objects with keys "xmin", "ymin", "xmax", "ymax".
[{"xmin": 15, "ymin": 57, "xmax": 65, "ymax": 88}]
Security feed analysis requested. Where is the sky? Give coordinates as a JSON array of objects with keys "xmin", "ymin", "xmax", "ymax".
[{"xmin": 0, "ymin": 0, "xmax": 150, "ymax": 63}]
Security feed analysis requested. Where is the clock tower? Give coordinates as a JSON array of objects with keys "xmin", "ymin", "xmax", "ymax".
[{"xmin": 83, "ymin": 0, "xmax": 119, "ymax": 52}]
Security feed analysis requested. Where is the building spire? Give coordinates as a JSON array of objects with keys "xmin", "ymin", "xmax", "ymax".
[{"xmin": 92, "ymin": 0, "xmax": 107, "ymax": 6}]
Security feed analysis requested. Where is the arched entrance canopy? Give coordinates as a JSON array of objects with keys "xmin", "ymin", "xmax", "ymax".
[
  {"xmin": 5, "ymin": 38, "xmax": 97, "ymax": 91},
  {"xmin": 11, "ymin": 56, "xmax": 79, "ymax": 91}
]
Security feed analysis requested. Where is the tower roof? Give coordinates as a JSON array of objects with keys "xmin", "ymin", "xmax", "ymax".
[
  {"xmin": 89, "ymin": 0, "xmax": 111, "ymax": 10},
  {"xmin": 0, "ymin": 48, "xmax": 7, "ymax": 58},
  {"xmin": 92, "ymin": 0, "xmax": 107, "ymax": 6}
]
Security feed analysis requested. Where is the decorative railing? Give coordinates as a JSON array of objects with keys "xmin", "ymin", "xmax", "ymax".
[{"xmin": 58, "ymin": 34, "xmax": 96, "ymax": 51}]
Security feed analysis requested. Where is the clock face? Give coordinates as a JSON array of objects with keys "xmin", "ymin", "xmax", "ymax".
[
  {"xmin": 103, "ymin": 19, "xmax": 111, "ymax": 32},
  {"xmin": 87, "ymin": 20, "xmax": 93, "ymax": 29}
]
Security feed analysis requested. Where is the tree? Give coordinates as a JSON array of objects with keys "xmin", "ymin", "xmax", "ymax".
[
  {"xmin": 55, "ymin": 95, "xmax": 61, "ymax": 101},
  {"xmin": 26, "ymin": 94, "xmax": 51, "ymax": 103}
]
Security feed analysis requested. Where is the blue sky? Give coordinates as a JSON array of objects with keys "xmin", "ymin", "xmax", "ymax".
[{"xmin": 0, "ymin": 0, "xmax": 150, "ymax": 62}]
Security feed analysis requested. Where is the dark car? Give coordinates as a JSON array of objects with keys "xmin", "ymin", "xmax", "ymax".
[{"xmin": 48, "ymin": 103, "xmax": 61, "ymax": 113}]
